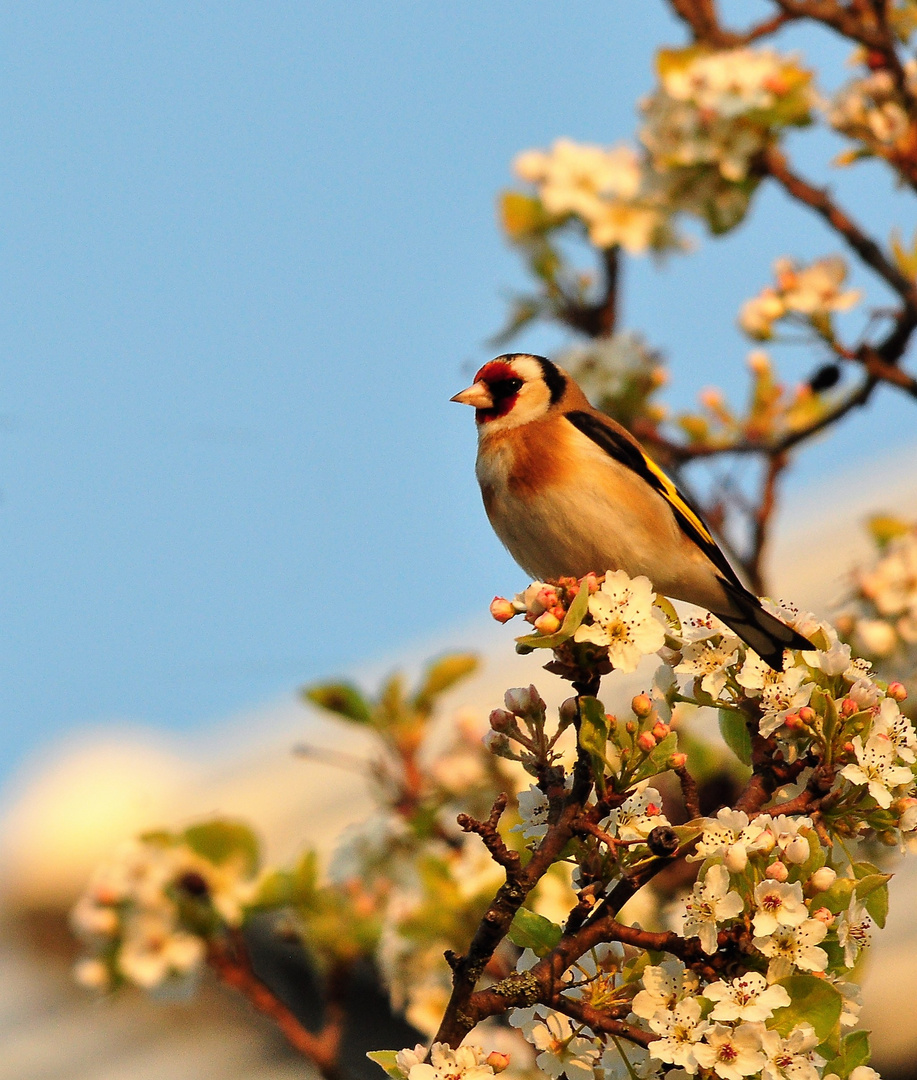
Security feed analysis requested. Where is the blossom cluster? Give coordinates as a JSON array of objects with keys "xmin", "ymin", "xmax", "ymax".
[
  {"xmin": 640, "ymin": 46, "xmax": 814, "ymax": 231},
  {"xmin": 827, "ymin": 58, "xmax": 917, "ymax": 166},
  {"xmin": 512, "ymin": 138, "xmax": 680, "ymax": 254},
  {"xmin": 70, "ymin": 829, "xmax": 258, "ymax": 992},
  {"xmin": 738, "ymin": 256, "xmax": 861, "ymax": 341},
  {"xmin": 557, "ymin": 332, "xmax": 667, "ymax": 429},
  {"xmin": 841, "ymin": 519, "xmax": 917, "ymax": 665},
  {"xmin": 491, "ymin": 570, "xmax": 668, "ymax": 676},
  {"xmin": 667, "ymin": 602, "xmax": 917, "ymax": 833}
]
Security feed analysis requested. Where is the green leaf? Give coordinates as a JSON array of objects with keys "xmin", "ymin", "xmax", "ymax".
[
  {"xmin": 817, "ymin": 876, "xmax": 856, "ymax": 915},
  {"xmin": 508, "ymin": 906, "xmax": 563, "ymax": 956},
  {"xmin": 719, "ymin": 709, "xmax": 752, "ymax": 766},
  {"xmin": 578, "ymin": 695, "xmax": 611, "ymax": 792},
  {"xmin": 868, "ymin": 513, "xmax": 911, "ymax": 548},
  {"xmin": 412, "ymin": 653, "xmax": 478, "ymax": 712},
  {"xmin": 499, "ymin": 191, "xmax": 559, "ymax": 240},
  {"xmin": 855, "ymin": 873, "xmax": 891, "ymax": 928},
  {"xmin": 183, "ymin": 820, "xmax": 260, "ymax": 875},
  {"xmin": 303, "ymin": 682, "xmax": 372, "ymax": 724},
  {"xmin": 824, "ymin": 1030, "xmax": 872, "ymax": 1079},
  {"xmin": 366, "ymin": 1051, "xmax": 405, "ymax": 1079},
  {"xmin": 515, "ymin": 581, "xmax": 589, "ymax": 650},
  {"xmin": 772, "ymin": 975, "xmax": 843, "ymax": 1040}
]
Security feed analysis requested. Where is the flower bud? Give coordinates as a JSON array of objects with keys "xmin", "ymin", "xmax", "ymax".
[
  {"xmin": 533, "ymin": 611, "xmax": 561, "ymax": 635},
  {"xmin": 840, "ymin": 697, "xmax": 858, "ymax": 718},
  {"xmin": 808, "ymin": 866, "xmax": 837, "ymax": 893},
  {"xmin": 888, "ymin": 682, "xmax": 908, "ymax": 702},
  {"xmin": 765, "ymin": 860, "xmax": 789, "ymax": 882},
  {"xmin": 489, "ymin": 708, "xmax": 516, "ymax": 733},
  {"xmin": 486, "ymin": 1052, "xmax": 511, "ymax": 1074},
  {"xmin": 812, "ymin": 907, "xmax": 835, "ymax": 926},
  {"xmin": 504, "ymin": 685, "xmax": 542, "ymax": 717},
  {"xmin": 669, "ymin": 752, "xmax": 688, "ymax": 769},
  {"xmin": 582, "ymin": 572, "xmax": 600, "ymax": 594},
  {"xmin": 606, "ymin": 714, "xmax": 618, "ymax": 733},
  {"xmin": 798, "ymin": 706, "xmax": 816, "ymax": 724},
  {"xmin": 784, "ymin": 835, "xmax": 810, "ymax": 865},
  {"xmin": 637, "ymin": 732, "xmax": 657, "ymax": 752},
  {"xmin": 725, "ymin": 842, "xmax": 748, "ymax": 874},
  {"xmin": 483, "ymin": 730, "xmax": 514, "ymax": 758},
  {"xmin": 490, "ymin": 596, "xmax": 517, "ymax": 623},
  {"xmin": 783, "ymin": 713, "xmax": 802, "ymax": 730},
  {"xmin": 626, "ymin": 720, "xmax": 637, "ymax": 735},
  {"xmin": 652, "ymin": 720, "xmax": 670, "ymax": 741},
  {"xmin": 559, "ymin": 697, "xmax": 579, "ymax": 728},
  {"xmin": 632, "ymin": 693, "xmax": 653, "ymax": 718}
]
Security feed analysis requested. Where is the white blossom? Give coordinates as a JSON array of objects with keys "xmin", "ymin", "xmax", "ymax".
[
  {"xmin": 871, "ymin": 697, "xmax": 917, "ymax": 764},
  {"xmin": 632, "ymin": 960, "xmax": 699, "ymax": 1019},
  {"xmin": 841, "ymin": 734, "xmax": 914, "ymax": 808},
  {"xmin": 601, "ymin": 784, "xmax": 670, "ymax": 843},
  {"xmin": 574, "ymin": 571, "xmax": 667, "ymax": 672},
  {"xmin": 753, "ymin": 919, "xmax": 829, "ymax": 980},
  {"xmin": 396, "ymin": 1043, "xmax": 499, "ymax": 1080},
  {"xmin": 527, "ymin": 1010, "xmax": 601, "ymax": 1080},
  {"xmin": 704, "ymin": 972, "xmax": 791, "ymax": 1022},
  {"xmin": 683, "ymin": 864, "xmax": 744, "ymax": 954},
  {"xmin": 694, "ymin": 1023, "xmax": 765, "ymax": 1080},
  {"xmin": 759, "ymin": 1024, "xmax": 822, "ymax": 1080},
  {"xmin": 752, "ymin": 879, "xmax": 809, "ymax": 937},
  {"xmin": 647, "ymin": 996, "xmax": 709, "ymax": 1074}
]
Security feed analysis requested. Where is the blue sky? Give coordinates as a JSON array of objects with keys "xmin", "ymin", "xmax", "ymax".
[{"xmin": 2, "ymin": 2, "xmax": 915, "ymax": 787}]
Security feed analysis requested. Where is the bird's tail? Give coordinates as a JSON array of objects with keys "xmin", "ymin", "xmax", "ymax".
[{"xmin": 714, "ymin": 581, "xmax": 813, "ymax": 671}]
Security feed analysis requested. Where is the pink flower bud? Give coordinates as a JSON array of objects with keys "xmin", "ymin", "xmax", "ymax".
[
  {"xmin": 669, "ymin": 752, "xmax": 688, "ymax": 769},
  {"xmin": 798, "ymin": 706, "xmax": 816, "ymax": 724},
  {"xmin": 533, "ymin": 611, "xmax": 561, "ymax": 635},
  {"xmin": 765, "ymin": 860, "xmax": 789, "ymax": 882},
  {"xmin": 632, "ymin": 693, "xmax": 653, "ymax": 718},
  {"xmin": 582, "ymin": 572, "xmax": 600, "ymax": 593},
  {"xmin": 840, "ymin": 697, "xmax": 858, "ymax": 718},
  {"xmin": 812, "ymin": 907, "xmax": 835, "ymax": 926},
  {"xmin": 486, "ymin": 1053, "xmax": 511, "ymax": 1073},
  {"xmin": 888, "ymin": 682, "xmax": 908, "ymax": 702},
  {"xmin": 808, "ymin": 866, "xmax": 837, "ymax": 892},
  {"xmin": 637, "ymin": 732, "xmax": 657, "ymax": 752},
  {"xmin": 725, "ymin": 842, "xmax": 748, "ymax": 874},
  {"xmin": 489, "ymin": 708, "xmax": 515, "ymax": 733},
  {"xmin": 504, "ymin": 686, "xmax": 542, "ymax": 717},
  {"xmin": 490, "ymin": 596, "xmax": 517, "ymax": 623},
  {"xmin": 783, "ymin": 713, "xmax": 802, "ymax": 729},
  {"xmin": 606, "ymin": 713, "xmax": 617, "ymax": 732},
  {"xmin": 652, "ymin": 721, "xmax": 670, "ymax": 740},
  {"xmin": 626, "ymin": 720, "xmax": 637, "ymax": 735}
]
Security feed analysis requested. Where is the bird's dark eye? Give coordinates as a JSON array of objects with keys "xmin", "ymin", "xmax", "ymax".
[{"xmin": 489, "ymin": 377, "xmax": 524, "ymax": 399}]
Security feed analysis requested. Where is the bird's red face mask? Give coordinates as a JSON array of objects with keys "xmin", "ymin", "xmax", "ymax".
[{"xmin": 450, "ymin": 361, "xmax": 523, "ymax": 423}]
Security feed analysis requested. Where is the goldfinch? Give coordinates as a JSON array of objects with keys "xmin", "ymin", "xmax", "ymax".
[{"xmin": 452, "ymin": 353, "xmax": 811, "ymax": 669}]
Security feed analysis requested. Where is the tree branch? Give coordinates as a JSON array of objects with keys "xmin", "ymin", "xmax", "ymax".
[
  {"xmin": 207, "ymin": 934, "xmax": 346, "ymax": 1080},
  {"xmin": 761, "ymin": 147, "xmax": 917, "ymax": 312}
]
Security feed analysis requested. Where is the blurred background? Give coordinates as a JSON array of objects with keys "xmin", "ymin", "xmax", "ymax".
[{"xmin": 3, "ymin": 2, "xmax": 917, "ymax": 1078}]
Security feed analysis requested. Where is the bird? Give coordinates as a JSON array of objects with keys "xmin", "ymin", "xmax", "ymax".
[{"xmin": 451, "ymin": 352, "xmax": 812, "ymax": 669}]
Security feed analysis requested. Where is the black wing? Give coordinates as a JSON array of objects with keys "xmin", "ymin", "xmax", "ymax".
[{"xmin": 565, "ymin": 409, "xmax": 743, "ymax": 589}]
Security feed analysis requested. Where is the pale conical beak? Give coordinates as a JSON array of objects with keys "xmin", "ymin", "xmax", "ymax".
[{"xmin": 450, "ymin": 381, "xmax": 493, "ymax": 408}]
